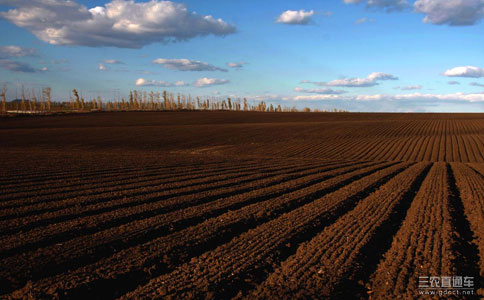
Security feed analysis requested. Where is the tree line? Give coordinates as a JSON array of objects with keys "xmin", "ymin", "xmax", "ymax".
[{"xmin": 0, "ymin": 86, "xmax": 348, "ymax": 114}]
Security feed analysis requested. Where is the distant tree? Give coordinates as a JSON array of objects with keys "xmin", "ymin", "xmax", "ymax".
[
  {"xmin": 1, "ymin": 84, "xmax": 6, "ymax": 113},
  {"xmin": 21, "ymin": 86, "xmax": 26, "ymax": 111},
  {"xmin": 162, "ymin": 91, "xmax": 168, "ymax": 110},
  {"xmin": 155, "ymin": 92, "xmax": 161, "ymax": 110},
  {"xmin": 169, "ymin": 93, "xmax": 175, "ymax": 110},
  {"xmin": 181, "ymin": 94, "xmax": 186, "ymax": 110},
  {"xmin": 97, "ymin": 96, "xmax": 102, "ymax": 110},
  {"xmin": 133, "ymin": 91, "xmax": 139, "ymax": 109},
  {"xmin": 31, "ymin": 88, "xmax": 37, "ymax": 112},
  {"xmin": 149, "ymin": 91, "xmax": 154, "ymax": 110},
  {"xmin": 28, "ymin": 89, "xmax": 33, "ymax": 112},
  {"xmin": 72, "ymin": 89, "xmax": 80, "ymax": 110},
  {"xmin": 129, "ymin": 91, "xmax": 134, "ymax": 110},
  {"xmin": 45, "ymin": 87, "xmax": 51, "ymax": 111}
]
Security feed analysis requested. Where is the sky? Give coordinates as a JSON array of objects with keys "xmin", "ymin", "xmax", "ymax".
[{"xmin": 0, "ymin": 0, "xmax": 483, "ymax": 112}]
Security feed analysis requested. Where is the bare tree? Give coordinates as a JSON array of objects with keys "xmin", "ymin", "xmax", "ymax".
[
  {"xmin": 72, "ymin": 89, "xmax": 80, "ymax": 110},
  {"xmin": 43, "ymin": 87, "xmax": 51, "ymax": 112},
  {"xmin": 21, "ymin": 85, "xmax": 26, "ymax": 111},
  {"xmin": 1, "ymin": 84, "xmax": 6, "ymax": 114},
  {"xmin": 31, "ymin": 88, "xmax": 37, "ymax": 112}
]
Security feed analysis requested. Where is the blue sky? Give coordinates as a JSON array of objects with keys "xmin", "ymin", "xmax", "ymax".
[{"xmin": 0, "ymin": 0, "xmax": 483, "ymax": 112}]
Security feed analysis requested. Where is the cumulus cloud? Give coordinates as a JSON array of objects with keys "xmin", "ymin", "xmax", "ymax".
[
  {"xmin": 470, "ymin": 82, "xmax": 484, "ymax": 87},
  {"xmin": 135, "ymin": 78, "xmax": 188, "ymax": 87},
  {"xmin": 0, "ymin": 0, "xmax": 236, "ymax": 48},
  {"xmin": 368, "ymin": 72, "xmax": 399, "ymax": 80},
  {"xmin": 153, "ymin": 58, "xmax": 227, "ymax": 72},
  {"xmin": 294, "ymin": 87, "xmax": 347, "ymax": 94},
  {"xmin": 414, "ymin": 0, "xmax": 484, "ymax": 26},
  {"xmin": 193, "ymin": 77, "xmax": 229, "ymax": 87},
  {"xmin": 104, "ymin": 59, "xmax": 124, "ymax": 64},
  {"xmin": 227, "ymin": 62, "xmax": 247, "ymax": 69},
  {"xmin": 0, "ymin": 45, "xmax": 38, "ymax": 58},
  {"xmin": 0, "ymin": 59, "xmax": 43, "ymax": 73},
  {"xmin": 344, "ymin": 0, "xmax": 409, "ymax": 11},
  {"xmin": 448, "ymin": 80, "xmax": 460, "ymax": 85},
  {"xmin": 303, "ymin": 72, "xmax": 398, "ymax": 88},
  {"xmin": 443, "ymin": 66, "xmax": 484, "ymax": 78},
  {"xmin": 276, "ymin": 10, "xmax": 315, "ymax": 25}
]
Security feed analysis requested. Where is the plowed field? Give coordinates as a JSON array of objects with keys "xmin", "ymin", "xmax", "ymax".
[{"xmin": 1, "ymin": 111, "xmax": 484, "ymax": 299}]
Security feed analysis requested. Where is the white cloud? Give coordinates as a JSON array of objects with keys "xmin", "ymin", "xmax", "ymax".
[
  {"xmin": 470, "ymin": 82, "xmax": 484, "ymax": 87},
  {"xmin": 249, "ymin": 94, "xmax": 289, "ymax": 101},
  {"xmin": 400, "ymin": 85, "xmax": 423, "ymax": 90},
  {"xmin": 294, "ymin": 87, "xmax": 347, "ymax": 94},
  {"xmin": 0, "ymin": 45, "xmax": 38, "ymax": 58},
  {"xmin": 355, "ymin": 17, "xmax": 375, "ymax": 24},
  {"xmin": 40, "ymin": 58, "xmax": 68, "ymax": 65},
  {"xmin": 276, "ymin": 10, "xmax": 315, "ymax": 25},
  {"xmin": 367, "ymin": 72, "xmax": 399, "ymax": 80},
  {"xmin": 323, "ymin": 77, "xmax": 383, "ymax": 87},
  {"xmin": 414, "ymin": 0, "xmax": 484, "ymax": 26},
  {"xmin": 344, "ymin": 0, "xmax": 409, "ymax": 11},
  {"xmin": 367, "ymin": 0, "xmax": 409, "ymax": 10},
  {"xmin": 443, "ymin": 66, "xmax": 484, "ymax": 78},
  {"xmin": 293, "ymin": 94, "xmax": 347, "ymax": 101},
  {"xmin": 227, "ymin": 62, "xmax": 247, "ymax": 69},
  {"xmin": 104, "ymin": 59, "xmax": 123, "ymax": 64},
  {"xmin": 448, "ymin": 80, "xmax": 460, "ymax": 85},
  {"xmin": 153, "ymin": 58, "xmax": 227, "ymax": 72},
  {"xmin": 303, "ymin": 72, "xmax": 398, "ymax": 87},
  {"xmin": 306, "ymin": 79, "xmax": 376, "ymax": 87},
  {"xmin": 0, "ymin": 59, "xmax": 43, "ymax": 73},
  {"xmin": 135, "ymin": 78, "xmax": 188, "ymax": 87},
  {"xmin": 98, "ymin": 63, "xmax": 107, "ymax": 71},
  {"xmin": 292, "ymin": 92, "xmax": 484, "ymax": 102},
  {"xmin": 302, "ymin": 72, "xmax": 397, "ymax": 88},
  {"xmin": 193, "ymin": 77, "xmax": 229, "ymax": 87},
  {"xmin": 0, "ymin": 0, "xmax": 236, "ymax": 48},
  {"xmin": 359, "ymin": 92, "xmax": 484, "ymax": 102}
]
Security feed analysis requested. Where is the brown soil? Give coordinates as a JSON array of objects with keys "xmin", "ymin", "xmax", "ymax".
[{"xmin": 1, "ymin": 111, "xmax": 484, "ymax": 299}]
